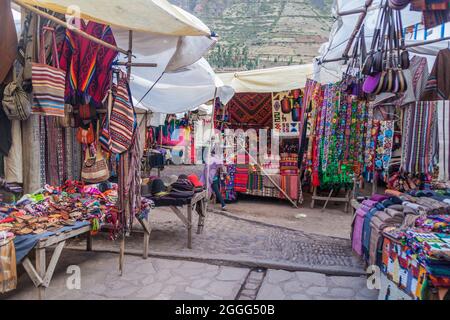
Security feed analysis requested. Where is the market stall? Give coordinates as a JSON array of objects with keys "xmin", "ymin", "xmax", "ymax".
[
  {"xmin": 1, "ymin": 0, "xmax": 216, "ymax": 297},
  {"xmin": 312, "ymin": 0, "xmax": 450, "ymax": 299},
  {"xmin": 217, "ymin": 65, "xmax": 313, "ymax": 207}
]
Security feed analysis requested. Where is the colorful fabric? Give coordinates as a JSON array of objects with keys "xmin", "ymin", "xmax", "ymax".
[
  {"xmin": 234, "ymin": 165, "xmax": 249, "ymax": 193},
  {"xmin": 437, "ymin": 101, "xmax": 450, "ymax": 181},
  {"xmin": 421, "ymin": 48, "xmax": 450, "ymax": 101},
  {"xmin": 280, "ymin": 175, "xmax": 299, "ymax": 201},
  {"xmin": 411, "ymin": 0, "xmax": 450, "ymax": 29},
  {"xmin": 401, "ymin": 101, "xmax": 438, "ymax": 175},
  {"xmin": 227, "ymin": 93, "xmax": 273, "ymax": 129},
  {"xmin": 109, "ymin": 72, "xmax": 136, "ymax": 155},
  {"xmin": 59, "ymin": 20, "xmax": 118, "ymax": 108}
]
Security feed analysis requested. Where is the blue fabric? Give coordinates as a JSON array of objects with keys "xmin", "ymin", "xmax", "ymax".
[
  {"xmin": 362, "ymin": 208, "xmax": 379, "ymax": 261},
  {"xmin": 13, "ymin": 221, "xmax": 90, "ymax": 263}
]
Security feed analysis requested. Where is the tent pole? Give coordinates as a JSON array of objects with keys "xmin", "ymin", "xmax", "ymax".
[
  {"xmin": 119, "ymin": 30, "xmax": 133, "ymax": 276},
  {"xmin": 205, "ymin": 88, "xmax": 218, "ymax": 213},
  {"xmin": 12, "ymin": 0, "xmax": 129, "ymax": 55}
]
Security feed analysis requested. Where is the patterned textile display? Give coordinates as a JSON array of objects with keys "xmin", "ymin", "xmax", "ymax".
[
  {"xmin": 247, "ymin": 172, "xmax": 264, "ymax": 191},
  {"xmin": 59, "ymin": 20, "xmax": 118, "ymax": 108},
  {"xmin": 31, "ymin": 27, "xmax": 66, "ymax": 118},
  {"xmin": 109, "ymin": 72, "xmax": 136, "ymax": 155},
  {"xmin": 280, "ymin": 175, "xmax": 299, "ymax": 201},
  {"xmin": 401, "ymin": 101, "xmax": 438, "ymax": 175},
  {"xmin": 272, "ymin": 90, "xmax": 303, "ymax": 136},
  {"xmin": 234, "ymin": 165, "xmax": 249, "ymax": 193},
  {"xmin": 421, "ymin": 48, "xmax": 450, "ymax": 101},
  {"xmin": 227, "ymin": 93, "xmax": 273, "ymax": 129},
  {"xmin": 437, "ymin": 101, "xmax": 450, "ymax": 181},
  {"xmin": 222, "ymin": 164, "xmax": 237, "ymax": 202},
  {"xmin": 317, "ymin": 87, "xmax": 366, "ymax": 189},
  {"xmin": 411, "ymin": 0, "xmax": 450, "ymax": 29}
]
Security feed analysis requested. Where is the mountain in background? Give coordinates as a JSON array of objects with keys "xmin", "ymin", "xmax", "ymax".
[{"xmin": 171, "ymin": 0, "xmax": 334, "ymax": 71}]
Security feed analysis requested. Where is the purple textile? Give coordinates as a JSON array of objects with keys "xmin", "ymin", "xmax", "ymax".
[{"xmin": 370, "ymin": 194, "xmax": 389, "ymax": 202}]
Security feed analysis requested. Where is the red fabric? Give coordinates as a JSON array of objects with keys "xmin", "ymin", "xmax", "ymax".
[
  {"xmin": 188, "ymin": 174, "xmax": 203, "ymax": 187},
  {"xmin": 227, "ymin": 93, "xmax": 273, "ymax": 129},
  {"xmin": 59, "ymin": 20, "xmax": 117, "ymax": 108}
]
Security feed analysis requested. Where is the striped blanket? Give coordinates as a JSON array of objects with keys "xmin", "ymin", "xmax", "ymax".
[{"xmin": 401, "ymin": 101, "xmax": 438, "ymax": 175}]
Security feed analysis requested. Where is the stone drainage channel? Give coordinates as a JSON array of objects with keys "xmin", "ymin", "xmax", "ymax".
[{"xmin": 235, "ymin": 268, "xmax": 267, "ymax": 300}]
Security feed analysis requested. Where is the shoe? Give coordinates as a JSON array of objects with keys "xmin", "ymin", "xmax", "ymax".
[{"xmin": 221, "ymin": 206, "xmax": 227, "ymax": 211}]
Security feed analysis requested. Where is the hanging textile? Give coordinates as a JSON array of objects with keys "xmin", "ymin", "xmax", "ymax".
[
  {"xmin": 438, "ymin": 101, "xmax": 450, "ymax": 181},
  {"xmin": 411, "ymin": 0, "xmax": 450, "ymax": 29},
  {"xmin": 0, "ymin": 0, "xmax": 17, "ymax": 84},
  {"xmin": 421, "ymin": 48, "xmax": 450, "ymax": 101},
  {"xmin": 234, "ymin": 165, "xmax": 249, "ymax": 193},
  {"xmin": 227, "ymin": 93, "xmax": 273, "ymax": 129},
  {"xmin": 59, "ymin": 20, "xmax": 118, "ymax": 108},
  {"xmin": 0, "ymin": 238, "xmax": 17, "ymax": 294},
  {"xmin": 401, "ymin": 101, "xmax": 438, "ymax": 175}
]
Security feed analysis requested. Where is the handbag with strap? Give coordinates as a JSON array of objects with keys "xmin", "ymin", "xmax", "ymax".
[
  {"xmin": 109, "ymin": 70, "xmax": 135, "ymax": 154},
  {"xmin": 2, "ymin": 67, "xmax": 32, "ymax": 121},
  {"xmin": 31, "ymin": 26, "xmax": 66, "ymax": 117},
  {"xmin": 81, "ymin": 120, "xmax": 110, "ymax": 184}
]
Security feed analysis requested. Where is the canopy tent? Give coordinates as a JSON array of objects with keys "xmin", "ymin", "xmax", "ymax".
[
  {"xmin": 14, "ymin": 0, "xmax": 210, "ymax": 35},
  {"xmin": 314, "ymin": 0, "xmax": 450, "ymax": 83},
  {"xmin": 218, "ymin": 64, "xmax": 314, "ymax": 93},
  {"xmin": 12, "ymin": 4, "xmax": 226, "ymax": 116},
  {"xmin": 131, "ymin": 58, "xmax": 235, "ymax": 115}
]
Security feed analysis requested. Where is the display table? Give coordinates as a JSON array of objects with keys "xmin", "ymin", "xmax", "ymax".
[
  {"xmin": 18, "ymin": 223, "xmax": 91, "ymax": 300},
  {"xmin": 142, "ymin": 190, "xmax": 207, "ymax": 255}
]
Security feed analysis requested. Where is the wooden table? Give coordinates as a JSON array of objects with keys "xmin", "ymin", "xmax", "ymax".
[
  {"xmin": 141, "ymin": 190, "xmax": 207, "ymax": 259},
  {"xmin": 21, "ymin": 225, "xmax": 91, "ymax": 300}
]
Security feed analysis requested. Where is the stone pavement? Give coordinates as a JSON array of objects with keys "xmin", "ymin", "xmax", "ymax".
[
  {"xmin": 4, "ymin": 251, "xmax": 378, "ymax": 300},
  {"xmin": 256, "ymin": 270, "xmax": 378, "ymax": 300},
  {"xmin": 68, "ymin": 210, "xmax": 364, "ymax": 274}
]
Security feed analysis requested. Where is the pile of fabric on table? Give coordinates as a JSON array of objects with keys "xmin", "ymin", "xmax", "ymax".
[
  {"xmin": 351, "ymin": 185, "xmax": 450, "ymax": 300},
  {"xmin": 0, "ymin": 180, "xmax": 118, "ymax": 238},
  {"xmin": 142, "ymin": 174, "xmax": 204, "ymax": 207}
]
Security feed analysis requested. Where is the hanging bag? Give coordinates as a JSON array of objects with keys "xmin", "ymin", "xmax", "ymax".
[
  {"xmin": 76, "ymin": 121, "xmax": 95, "ymax": 144},
  {"xmin": 31, "ymin": 26, "xmax": 66, "ymax": 117},
  {"xmin": 109, "ymin": 70, "xmax": 135, "ymax": 154},
  {"xmin": 2, "ymin": 67, "xmax": 32, "ymax": 120},
  {"xmin": 81, "ymin": 120, "xmax": 110, "ymax": 183}
]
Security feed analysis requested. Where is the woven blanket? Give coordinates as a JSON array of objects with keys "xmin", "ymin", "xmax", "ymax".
[
  {"xmin": 234, "ymin": 165, "xmax": 249, "ymax": 193},
  {"xmin": 227, "ymin": 93, "xmax": 273, "ymax": 129},
  {"xmin": 401, "ymin": 101, "xmax": 438, "ymax": 175}
]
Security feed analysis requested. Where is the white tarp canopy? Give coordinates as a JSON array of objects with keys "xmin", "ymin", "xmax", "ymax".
[
  {"xmin": 12, "ymin": 5, "xmax": 228, "ymax": 116},
  {"xmin": 131, "ymin": 58, "xmax": 234, "ymax": 114},
  {"xmin": 315, "ymin": 0, "xmax": 450, "ymax": 83},
  {"xmin": 218, "ymin": 64, "xmax": 314, "ymax": 93},
  {"xmin": 15, "ymin": 0, "xmax": 210, "ymax": 36}
]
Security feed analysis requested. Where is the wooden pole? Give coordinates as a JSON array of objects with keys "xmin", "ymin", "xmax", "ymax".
[
  {"xmin": 13, "ymin": 0, "xmax": 129, "ymax": 55},
  {"xmin": 205, "ymin": 88, "xmax": 218, "ymax": 212},
  {"xmin": 119, "ymin": 30, "xmax": 134, "ymax": 276}
]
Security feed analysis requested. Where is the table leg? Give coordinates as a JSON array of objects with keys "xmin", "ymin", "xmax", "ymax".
[
  {"xmin": 143, "ymin": 214, "xmax": 151, "ymax": 259},
  {"xmin": 35, "ymin": 248, "xmax": 46, "ymax": 300},
  {"xmin": 86, "ymin": 232, "xmax": 93, "ymax": 252},
  {"xmin": 187, "ymin": 205, "xmax": 193, "ymax": 249},
  {"xmin": 197, "ymin": 200, "xmax": 206, "ymax": 234}
]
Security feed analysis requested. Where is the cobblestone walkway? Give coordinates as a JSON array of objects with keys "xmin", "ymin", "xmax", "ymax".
[{"xmin": 69, "ymin": 210, "xmax": 364, "ymax": 274}]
